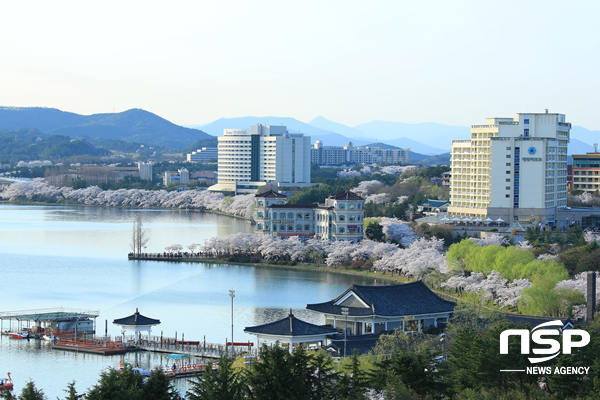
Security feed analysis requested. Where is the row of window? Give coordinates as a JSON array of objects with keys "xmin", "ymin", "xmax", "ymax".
[
  {"xmin": 258, "ymin": 212, "xmax": 312, "ymax": 220},
  {"xmin": 574, "ymin": 170, "xmax": 600, "ymax": 175}
]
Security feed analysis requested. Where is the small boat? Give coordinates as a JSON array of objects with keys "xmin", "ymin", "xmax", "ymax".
[
  {"xmin": 10, "ymin": 332, "xmax": 28, "ymax": 339},
  {"xmin": 131, "ymin": 367, "xmax": 152, "ymax": 376},
  {"xmin": 0, "ymin": 373, "xmax": 13, "ymax": 391}
]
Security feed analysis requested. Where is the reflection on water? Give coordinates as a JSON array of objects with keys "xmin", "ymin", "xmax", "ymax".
[{"xmin": 0, "ymin": 205, "xmax": 384, "ymax": 398}]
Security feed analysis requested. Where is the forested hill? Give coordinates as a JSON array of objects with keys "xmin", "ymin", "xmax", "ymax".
[
  {"xmin": 0, "ymin": 129, "xmax": 110, "ymax": 163},
  {"xmin": 0, "ymin": 107, "xmax": 213, "ymax": 149}
]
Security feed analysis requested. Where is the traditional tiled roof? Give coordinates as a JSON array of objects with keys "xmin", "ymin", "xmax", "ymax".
[
  {"xmin": 504, "ymin": 314, "xmax": 574, "ymax": 330},
  {"xmin": 113, "ymin": 309, "xmax": 161, "ymax": 326},
  {"xmin": 244, "ymin": 311, "xmax": 338, "ymax": 336},
  {"xmin": 306, "ymin": 281, "xmax": 455, "ymax": 317},
  {"xmin": 255, "ymin": 190, "xmax": 288, "ymax": 198},
  {"xmin": 269, "ymin": 204, "xmax": 320, "ymax": 209},
  {"xmin": 329, "ymin": 190, "xmax": 364, "ymax": 201}
]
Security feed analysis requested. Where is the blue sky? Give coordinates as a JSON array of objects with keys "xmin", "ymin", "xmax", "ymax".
[{"xmin": 0, "ymin": 0, "xmax": 598, "ymax": 130}]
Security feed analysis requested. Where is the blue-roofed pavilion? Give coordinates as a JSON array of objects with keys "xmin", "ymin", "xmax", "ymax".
[
  {"xmin": 244, "ymin": 310, "xmax": 338, "ymax": 353},
  {"xmin": 113, "ymin": 308, "xmax": 160, "ymax": 344}
]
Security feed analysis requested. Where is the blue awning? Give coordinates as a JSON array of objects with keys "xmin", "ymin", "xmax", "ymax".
[{"xmin": 167, "ymin": 354, "xmax": 190, "ymax": 359}]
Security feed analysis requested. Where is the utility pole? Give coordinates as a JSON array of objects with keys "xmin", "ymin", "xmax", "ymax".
[
  {"xmin": 229, "ymin": 289, "xmax": 235, "ymax": 356},
  {"xmin": 341, "ymin": 307, "xmax": 349, "ymax": 357}
]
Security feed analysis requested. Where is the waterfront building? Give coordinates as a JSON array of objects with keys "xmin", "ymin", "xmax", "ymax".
[
  {"xmin": 572, "ymin": 148, "xmax": 600, "ymax": 192},
  {"xmin": 254, "ymin": 189, "xmax": 365, "ymax": 242},
  {"xmin": 213, "ymin": 124, "xmax": 311, "ymax": 194},
  {"xmin": 306, "ymin": 281, "xmax": 455, "ymax": 335},
  {"xmin": 448, "ymin": 111, "xmax": 570, "ymax": 226},
  {"xmin": 186, "ymin": 147, "xmax": 218, "ymax": 162}
]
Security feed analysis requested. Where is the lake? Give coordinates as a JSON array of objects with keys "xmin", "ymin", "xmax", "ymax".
[{"xmin": 0, "ymin": 204, "xmax": 382, "ymax": 398}]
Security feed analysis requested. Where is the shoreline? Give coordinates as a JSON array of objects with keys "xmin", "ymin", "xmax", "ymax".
[
  {"xmin": 1, "ymin": 200, "xmax": 251, "ymax": 221},
  {"xmin": 177, "ymin": 257, "xmax": 461, "ymax": 303}
]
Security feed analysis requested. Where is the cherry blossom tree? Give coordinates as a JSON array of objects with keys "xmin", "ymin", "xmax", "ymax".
[
  {"xmin": 0, "ymin": 179, "xmax": 261, "ymax": 218},
  {"xmin": 374, "ymin": 237, "xmax": 447, "ymax": 277},
  {"xmin": 325, "ymin": 241, "xmax": 355, "ymax": 267},
  {"xmin": 337, "ymin": 170, "xmax": 361, "ymax": 178},
  {"xmin": 515, "ymin": 240, "xmax": 534, "ymax": 249},
  {"xmin": 353, "ymin": 180, "xmax": 385, "ymax": 196},
  {"xmin": 470, "ymin": 234, "xmax": 509, "ymax": 247},
  {"xmin": 364, "ymin": 193, "xmax": 389, "ymax": 205},
  {"xmin": 585, "ymin": 231, "xmax": 600, "ymax": 244},
  {"xmin": 379, "ymin": 217, "xmax": 416, "ymax": 247}
]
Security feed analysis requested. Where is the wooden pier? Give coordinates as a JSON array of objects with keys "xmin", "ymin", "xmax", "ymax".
[{"xmin": 46, "ymin": 332, "xmax": 254, "ymax": 359}]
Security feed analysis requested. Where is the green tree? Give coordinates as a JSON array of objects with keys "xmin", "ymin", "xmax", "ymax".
[
  {"xmin": 335, "ymin": 351, "xmax": 368, "ymax": 400},
  {"xmin": 62, "ymin": 382, "xmax": 82, "ymax": 400},
  {"xmin": 246, "ymin": 344, "xmax": 296, "ymax": 400},
  {"xmin": 365, "ymin": 222, "xmax": 385, "ymax": 242},
  {"xmin": 370, "ymin": 348, "xmax": 440, "ymax": 397},
  {"xmin": 186, "ymin": 354, "xmax": 244, "ymax": 400},
  {"xmin": 444, "ymin": 327, "xmax": 485, "ymax": 394},
  {"xmin": 86, "ymin": 366, "xmax": 176, "ymax": 400},
  {"xmin": 307, "ymin": 350, "xmax": 338, "ymax": 400},
  {"xmin": 11, "ymin": 381, "xmax": 46, "ymax": 400}
]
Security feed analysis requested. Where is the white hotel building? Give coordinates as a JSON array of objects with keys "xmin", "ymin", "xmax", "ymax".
[
  {"xmin": 448, "ymin": 112, "xmax": 570, "ymax": 225},
  {"xmin": 210, "ymin": 124, "xmax": 311, "ymax": 194}
]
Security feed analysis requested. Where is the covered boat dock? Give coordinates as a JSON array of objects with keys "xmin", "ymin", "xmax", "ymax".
[{"xmin": 0, "ymin": 307, "xmax": 99, "ymax": 336}]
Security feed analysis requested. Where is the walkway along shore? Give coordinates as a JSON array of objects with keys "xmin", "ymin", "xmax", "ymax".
[{"xmin": 127, "ymin": 253, "xmax": 459, "ymax": 304}]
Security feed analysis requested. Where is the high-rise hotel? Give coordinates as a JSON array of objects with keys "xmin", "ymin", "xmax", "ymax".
[
  {"xmin": 210, "ymin": 124, "xmax": 311, "ymax": 193},
  {"xmin": 448, "ymin": 112, "xmax": 570, "ymax": 224}
]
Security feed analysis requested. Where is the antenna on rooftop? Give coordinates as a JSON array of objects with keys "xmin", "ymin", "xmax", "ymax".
[
  {"xmin": 594, "ymin": 143, "xmax": 598, "ymax": 153},
  {"xmin": 545, "ymin": 108, "xmax": 549, "ymax": 114}
]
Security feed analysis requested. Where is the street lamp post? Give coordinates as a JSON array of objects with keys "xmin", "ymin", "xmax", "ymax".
[
  {"xmin": 341, "ymin": 307, "xmax": 349, "ymax": 357},
  {"xmin": 229, "ymin": 289, "xmax": 235, "ymax": 356}
]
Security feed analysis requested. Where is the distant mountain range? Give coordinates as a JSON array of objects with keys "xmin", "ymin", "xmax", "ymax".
[
  {"xmin": 1, "ymin": 107, "xmax": 596, "ymax": 159},
  {"xmin": 195, "ymin": 116, "xmax": 449, "ymax": 155},
  {"xmin": 194, "ymin": 115, "xmax": 599, "ymax": 156},
  {"xmin": 0, "ymin": 107, "xmax": 211, "ymax": 148}
]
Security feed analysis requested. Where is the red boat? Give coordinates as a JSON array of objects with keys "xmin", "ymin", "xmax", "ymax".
[
  {"xmin": 0, "ymin": 373, "xmax": 13, "ymax": 391},
  {"xmin": 10, "ymin": 332, "xmax": 28, "ymax": 339}
]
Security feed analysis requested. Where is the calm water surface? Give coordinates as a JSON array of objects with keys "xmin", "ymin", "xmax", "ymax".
[{"xmin": 0, "ymin": 205, "xmax": 383, "ymax": 398}]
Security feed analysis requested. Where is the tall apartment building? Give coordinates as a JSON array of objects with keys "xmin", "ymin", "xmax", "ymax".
[
  {"xmin": 137, "ymin": 162, "xmax": 153, "ymax": 181},
  {"xmin": 448, "ymin": 112, "xmax": 570, "ymax": 224},
  {"xmin": 310, "ymin": 141, "xmax": 408, "ymax": 165},
  {"xmin": 572, "ymin": 148, "xmax": 600, "ymax": 192},
  {"xmin": 215, "ymin": 124, "xmax": 311, "ymax": 192},
  {"xmin": 368, "ymin": 147, "xmax": 411, "ymax": 164}
]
